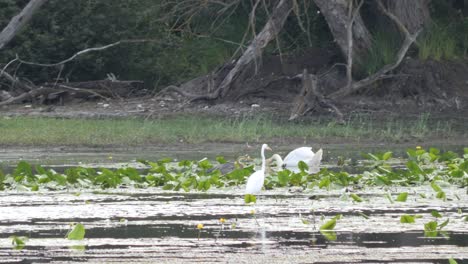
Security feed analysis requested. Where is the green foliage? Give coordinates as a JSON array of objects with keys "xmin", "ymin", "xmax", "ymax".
[
  {"xmin": 350, "ymin": 193, "xmax": 363, "ymax": 203},
  {"xmin": 244, "ymin": 194, "xmax": 257, "ymax": 204},
  {"xmin": 358, "ymin": 30, "xmax": 400, "ymax": 76},
  {"xmin": 400, "ymin": 215, "xmax": 416, "ymax": 224},
  {"xmin": 0, "ymin": 146, "xmax": 466, "ymax": 192},
  {"xmin": 418, "ymin": 22, "xmax": 459, "ymax": 61},
  {"xmin": 319, "ymin": 214, "xmax": 342, "ymax": 241},
  {"xmin": 67, "ymin": 223, "xmax": 86, "ymax": 240},
  {"xmin": 431, "ymin": 210, "xmax": 443, "ymax": 218},
  {"xmin": 10, "ymin": 236, "xmax": 28, "ymax": 250},
  {"xmin": 396, "ymin": 192, "xmax": 408, "ymax": 202},
  {"xmin": 0, "ymin": 1, "xmax": 240, "ymax": 88}
]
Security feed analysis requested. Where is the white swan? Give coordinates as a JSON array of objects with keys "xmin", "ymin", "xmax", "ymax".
[
  {"xmin": 245, "ymin": 144, "xmax": 271, "ymax": 194},
  {"xmin": 268, "ymin": 147, "xmax": 323, "ymax": 173}
]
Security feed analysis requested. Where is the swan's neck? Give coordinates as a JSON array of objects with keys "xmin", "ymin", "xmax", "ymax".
[{"xmin": 271, "ymin": 154, "xmax": 283, "ymax": 169}]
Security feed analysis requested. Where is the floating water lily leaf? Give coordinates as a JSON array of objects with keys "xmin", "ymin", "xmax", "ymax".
[
  {"xmin": 244, "ymin": 194, "xmax": 257, "ymax": 204},
  {"xmin": 431, "ymin": 210, "xmax": 442, "ymax": 218},
  {"xmin": 67, "ymin": 223, "xmax": 86, "ymax": 240},
  {"xmin": 400, "ymin": 214, "xmax": 415, "ymax": 224},
  {"xmin": 350, "ymin": 193, "xmax": 363, "ymax": 202},
  {"xmin": 424, "ymin": 221, "xmax": 438, "ymax": 237},
  {"xmin": 10, "ymin": 236, "xmax": 27, "ymax": 250},
  {"xmin": 320, "ymin": 215, "xmax": 341, "ymax": 230},
  {"xmin": 198, "ymin": 159, "xmax": 213, "ymax": 170},
  {"xmin": 449, "ymin": 258, "xmax": 458, "ymax": 264},
  {"xmin": 406, "ymin": 160, "xmax": 423, "ymax": 175},
  {"xmin": 216, "ymin": 156, "xmax": 227, "ymax": 164},
  {"xmin": 69, "ymin": 245, "xmax": 86, "ymax": 251},
  {"xmin": 436, "ymin": 191, "xmax": 446, "ymax": 200},
  {"xmin": 320, "ymin": 230, "xmax": 337, "ymax": 241},
  {"xmin": 396, "ymin": 192, "xmax": 408, "ymax": 202},
  {"xmin": 277, "ymin": 170, "xmax": 290, "ymax": 187}
]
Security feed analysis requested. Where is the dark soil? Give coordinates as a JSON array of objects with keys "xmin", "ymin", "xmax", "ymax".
[{"xmin": 1, "ymin": 49, "xmax": 467, "ymax": 120}]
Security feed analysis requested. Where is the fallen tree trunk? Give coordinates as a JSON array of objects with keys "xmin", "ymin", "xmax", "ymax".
[{"xmin": 188, "ymin": 0, "xmax": 293, "ymax": 102}]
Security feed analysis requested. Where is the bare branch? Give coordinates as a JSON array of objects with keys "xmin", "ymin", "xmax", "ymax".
[
  {"xmin": 328, "ymin": 0, "xmax": 421, "ymax": 99},
  {"xmin": 15, "ymin": 39, "xmax": 160, "ymax": 67}
]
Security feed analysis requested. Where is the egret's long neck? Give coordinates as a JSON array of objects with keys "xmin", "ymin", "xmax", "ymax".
[{"xmin": 261, "ymin": 146, "xmax": 266, "ymax": 172}]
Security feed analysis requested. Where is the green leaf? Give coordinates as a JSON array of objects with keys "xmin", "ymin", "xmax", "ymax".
[
  {"xmin": 318, "ymin": 177, "xmax": 330, "ymax": 189},
  {"xmin": 301, "ymin": 218, "xmax": 310, "ymax": 225},
  {"xmin": 382, "ymin": 151, "xmax": 392, "ymax": 161},
  {"xmin": 436, "ymin": 191, "xmax": 446, "ymax": 200},
  {"xmin": 216, "ymin": 156, "xmax": 227, "ymax": 164},
  {"xmin": 244, "ymin": 194, "xmax": 257, "ymax": 204},
  {"xmin": 396, "ymin": 192, "xmax": 408, "ymax": 202},
  {"xmin": 400, "ymin": 214, "xmax": 415, "ymax": 223},
  {"xmin": 320, "ymin": 218, "xmax": 337, "ymax": 230},
  {"xmin": 431, "ymin": 210, "xmax": 443, "ymax": 218},
  {"xmin": 298, "ymin": 161, "xmax": 309, "ymax": 172},
  {"xmin": 406, "ymin": 160, "xmax": 423, "ymax": 175},
  {"xmin": 438, "ymin": 218, "xmax": 449, "ymax": 229},
  {"xmin": 320, "ymin": 230, "xmax": 337, "ymax": 241},
  {"xmin": 10, "ymin": 236, "xmax": 28, "ymax": 250},
  {"xmin": 277, "ymin": 170, "xmax": 290, "ymax": 186},
  {"xmin": 350, "ymin": 193, "xmax": 363, "ymax": 202},
  {"xmin": 449, "ymin": 258, "xmax": 458, "ymax": 264},
  {"xmin": 431, "ymin": 181, "xmax": 443, "ymax": 192},
  {"xmin": 198, "ymin": 159, "xmax": 213, "ymax": 170},
  {"xmin": 67, "ymin": 223, "xmax": 86, "ymax": 240},
  {"xmin": 424, "ymin": 221, "xmax": 438, "ymax": 237}
]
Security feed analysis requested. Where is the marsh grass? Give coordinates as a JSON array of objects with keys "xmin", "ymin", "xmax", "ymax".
[
  {"xmin": 418, "ymin": 22, "xmax": 459, "ymax": 61},
  {"xmin": 359, "ymin": 30, "xmax": 400, "ymax": 76},
  {"xmin": 0, "ymin": 114, "xmax": 463, "ymax": 146}
]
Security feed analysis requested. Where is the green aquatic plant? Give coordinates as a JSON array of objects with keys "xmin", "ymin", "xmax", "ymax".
[
  {"xmin": 244, "ymin": 194, "xmax": 257, "ymax": 204},
  {"xmin": 424, "ymin": 218, "xmax": 450, "ymax": 238},
  {"xmin": 400, "ymin": 215, "xmax": 416, "ymax": 224},
  {"xmin": 396, "ymin": 192, "xmax": 408, "ymax": 202},
  {"xmin": 67, "ymin": 223, "xmax": 86, "ymax": 240},
  {"xmin": 0, "ymin": 147, "xmax": 466, "ymax": 192},
  {"xmin": 10, "ymin": 236, "xmax": 28, "ymax": 250},
  {"xmin": 319, "ymin": 214, "xmax": 342, "ymax": 241}
]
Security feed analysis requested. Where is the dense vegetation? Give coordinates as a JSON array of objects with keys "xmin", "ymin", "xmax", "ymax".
[
  {"xmin": 0, "ymin": 0, "xmax": 466, "ymax": 91},
  {"xmin": 0, "ymin": 147, "xmax": 466, "ymax": 192}
]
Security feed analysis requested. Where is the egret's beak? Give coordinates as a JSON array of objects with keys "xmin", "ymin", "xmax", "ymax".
[{"xmin": 266, "ymin": 146, "xmax": 272, "ymax": 151}]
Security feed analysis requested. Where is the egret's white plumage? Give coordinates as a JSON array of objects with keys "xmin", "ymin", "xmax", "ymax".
[
  {"xmin": 245, "ymin": 144, "xmax": 271, "ymax": 194},
  {"xmin": 269, "ymin": 147, "xmax": 323, "ymax": 173}
]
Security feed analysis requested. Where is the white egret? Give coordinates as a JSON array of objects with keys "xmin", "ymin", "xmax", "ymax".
[
  {"xmin": 268, "ymin": 147, "xmax": 323, "ymax": 173},
  {"xmin": 245, "ymin": 144, "xmax": 272, "ymax": 194}
]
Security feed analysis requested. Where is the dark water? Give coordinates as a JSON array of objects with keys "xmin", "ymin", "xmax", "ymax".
[{"xmin": 0, "ymin": 187, "xmax": 466, "ymax": 263}]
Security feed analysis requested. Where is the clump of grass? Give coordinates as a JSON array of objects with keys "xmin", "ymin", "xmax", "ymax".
[
  {"xmin": 358, "ymin": 30, "xmax": 400, "ymax": 76},
  {"xmin": 418, "ymin": 22, "xmax": 459, "ymax": 61}
]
